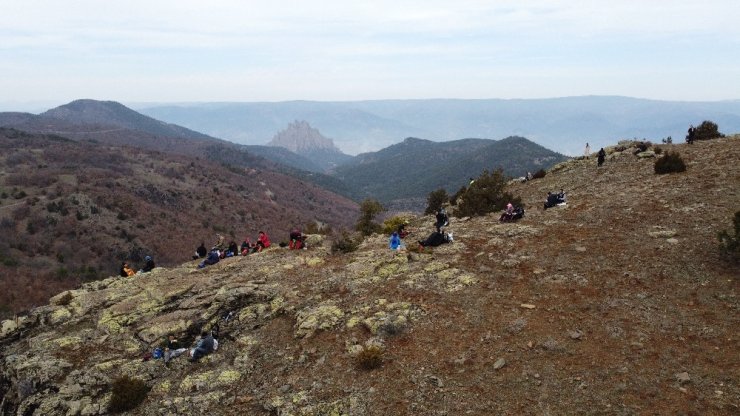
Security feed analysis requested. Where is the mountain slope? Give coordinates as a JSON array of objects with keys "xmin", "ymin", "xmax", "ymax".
[
  {"xmin": 0, "ymin": 127, "xmax": 359, "ymax": 317},
  {"xmin": 333, "ymin": 136, "xmax": 567, "ymax": 204},
  {"xmin": 0, "ymin": 101, "xmax": 357, "ymax": 200},
  {"xmin": 41, "ymin": 99, "xmax": 215, "ymax": 141},
  {"xmin": 1, "ymin": 137, "xmax": 737, "ymax": 415}
]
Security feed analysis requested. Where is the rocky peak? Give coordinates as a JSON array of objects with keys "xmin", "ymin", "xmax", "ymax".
[{"xmin": 267, "ymin": 120, "xmax": 342, "ymax": 153}]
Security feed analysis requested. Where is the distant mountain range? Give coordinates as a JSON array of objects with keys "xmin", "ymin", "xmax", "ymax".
[
  {"xmin": 1, "ymin": 100, "xmax": 568, "ymax": 206},
  {"xmin": 136, "ymin": 97, "xmax": 740, "ymax": 155}
]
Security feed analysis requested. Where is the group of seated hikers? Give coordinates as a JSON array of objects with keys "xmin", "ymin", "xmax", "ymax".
[
  {"xmin": 194, "ymin": 228, "xmax": 309, "ymax": 269},
  {"xmin": 544, "ymin": 189, "xmax": 567, "ymax": 209},
  {"xmin": 119, "ymin": 256, "xmax": 156, "ymax": 277},
  {"xmin": 499, "ymin": 202, "xmax": 525, "ymax": 222},
  {"xmin": 152, "ymin": 324, "xmax": 220, "ymax": 365},
  {"xmin": 388, "ymin": 207, "xmax": 454, "ymax": 251}
]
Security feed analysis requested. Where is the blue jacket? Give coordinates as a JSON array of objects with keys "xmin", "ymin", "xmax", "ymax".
[{"xmin": 389, "ymin": 233, "xmax": 402, "ymax": 250}]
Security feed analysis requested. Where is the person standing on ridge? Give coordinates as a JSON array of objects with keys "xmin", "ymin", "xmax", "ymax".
[
  {"xmin": 597, "ymin": 148, "xmax": 606, "ymax": 167},
  {"xmin": 585, "ymin": 142, "xmax": 591, "ymax": 157}
]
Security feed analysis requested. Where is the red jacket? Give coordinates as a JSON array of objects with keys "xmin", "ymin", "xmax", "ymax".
[{"xmin": 258, "ymin": 233, "xmax": 271, "ymax": 248}]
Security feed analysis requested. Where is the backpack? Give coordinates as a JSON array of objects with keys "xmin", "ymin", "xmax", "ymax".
[{"xmin": 152, "ymin": 347, "xmax": 163, "ymax": 359}]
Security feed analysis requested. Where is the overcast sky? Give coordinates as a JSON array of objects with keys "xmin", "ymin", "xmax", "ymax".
[{"xmin": 2, "ymin": 0, "xmax": 739, "ymax": 108}]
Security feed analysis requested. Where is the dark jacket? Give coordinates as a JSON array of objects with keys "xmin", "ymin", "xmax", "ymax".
[{"xmin": 142, "ymin": 259, "xmax": 155, "ymax": 273}]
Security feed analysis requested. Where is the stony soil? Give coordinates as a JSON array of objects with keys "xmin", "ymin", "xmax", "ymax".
[{"xmin": 1, "ymin": 137, "xmax": 738, "ymax": 415}]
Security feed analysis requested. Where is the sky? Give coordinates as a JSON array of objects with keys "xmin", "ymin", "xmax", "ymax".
[{"xmin": 1, "ymin": 0, "xmax": 739, "ymax": 109}]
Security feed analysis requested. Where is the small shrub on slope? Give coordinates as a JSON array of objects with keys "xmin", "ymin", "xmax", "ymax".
[
  {"xmin": 457, "ymin": 169, "xmax": 521, "ymax": 217},
  {"xmin": 694, "ymin": 120, "xmax": 724, "ymax": 141},
  {"xmin": 355, "ymin": 198, "xmax": 384, "ymax": 236},
  {"xmin": 718, "ymin": 210, "xmax": 740, "ymax": 262},
  {"xmin": 108, "ymin": 375, "xmax": 150, "ymax": 413},
  {"xmin": 356, "ymin": 344, "xmax": 384, "ymax": 370},
  {"xmin": 654, "ymin": 151, "xmax": 686, "ymax": 174},
  {"xmin": 532, "ymin": 169, "xmax": 547, "ymax": 179},
  {"xmin": 331, "ymin": 232, "xmax": 359, "ymax": 254},
  {"xmin": 382, "ymin": 216, "xmax": 409, "ymax": 235}
]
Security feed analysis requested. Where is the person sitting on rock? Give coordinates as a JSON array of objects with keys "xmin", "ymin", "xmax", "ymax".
[
  {"xmin": 289, "ymin": 228, "xmax": 306, "ymax": 249},
  {"xmin": 162, "ymin": 334, "xmax": 188, "ymax": 364},
  {"xmin": 240, "ymin": 238, "xmax": 254, "ymax": 255},
  {"xmin": 226, "ymin": 240, "xmax": 239, "ymax": 257},
  {"xmin": 214, "ymin": 234, "xmax": 226, "ymax": 251},
  {"xmin": 256, "ymin": 230, "xmax": 271, "ymax": 252},
  {"xmin": 120, "ymin": 262, "xmax": 135, "ymax": 277},
  {"xmin": 193, "ymin": 242, "xmax": 207, "ymax": 260},
  {"xmin": 198, "ymin": 248, "xmax": 220, "ymax": 269},
  {"xmin": 141, "ymin": 256, "xmax": 155, "ymax": 273},
  {"xmin": 189, "ymin": 331, "xmax": 215, "ymax": 362}
]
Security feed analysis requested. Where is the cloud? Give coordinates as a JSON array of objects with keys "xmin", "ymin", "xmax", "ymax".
[{"xmin": 1, "ymin": 1, "xmax": 739, "ymax": 101}]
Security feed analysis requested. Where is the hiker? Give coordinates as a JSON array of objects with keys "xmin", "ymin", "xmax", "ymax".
[
  {"xmin": 544, "ymin": 190, "xmax": 567, "ymax": 209},
  {"xmin": 435, "ymin": 208, "xmax": 449, "ymax": 233},
  {"xmin": 256, "ymin": 230, "xmax": 271, "ymax": 252},
  {"xmin": 141, "ymin": 256, "xmax": 155, "ymax": 273},
  {"xmin": 214, "ymin": 234, "xmax": 226, "ymax": 251},
  {"xmin": 240, "ymin": 238, "xmax": 254, "ymax": 255},
  {"xmin": 189, "ymin": 331, "xmax": 215, "ymax": 362},
  {"xmin": 198, "ymin": 248, "xmax": 220, "ymax": 269},
  {"xmin": 397, "ymin": 221, "xmax": 410, "ymax": 238},
  {"xmin": 226, "ymin": 241, "xmax": 239, "ymax": 257},
  {"xmin": 526, "ymin": 171, "xmax": 533, "ymax": 181},
  {"xmin": 193, "ymin": 242, "xmax": 207, "ymax": 260},
  {"xmin": 585, "ymin": 142, "xmax": 591, "ymax": 157},
  {"xmin": 418, "ymin": 231, "xmax": 453, "ymax": 248},
  {"xmin": 389, "ymin": 231, "xmax": 403, "ymax": 251},
  {"xmin": 597, "ymin": 148, "xmax": 606, "ymax": 167},
  {"xmin": 120, "ymin": 262, "xmax": 135, "ymax": 277},
  {"xmin": 289, "ymin": 228, "xmax": 305, "ymax": 249},
  {"xmin": 686, "ymin": 125, "xmax": 696, "ymax": 144},
  {"xmin": 162, "ymin": 334, "xmax": 187, "ymax": 364}
]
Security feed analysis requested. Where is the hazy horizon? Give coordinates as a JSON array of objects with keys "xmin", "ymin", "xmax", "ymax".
[{"xmin": 2, "ymin": 1, "xmax": 740, "ymax": 104}]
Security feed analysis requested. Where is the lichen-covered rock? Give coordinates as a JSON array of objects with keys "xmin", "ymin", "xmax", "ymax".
[{"xmin": 295, "ymin": 301, "xmax": 345, "ymax": 338}]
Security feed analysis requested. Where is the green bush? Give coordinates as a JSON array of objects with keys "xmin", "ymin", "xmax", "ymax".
[
  {"xmin": 718, "ymin": 211, "xmax": 740, "ymax": 262},
  {"xmin": 532, "ymin": 169, "xmax": 547, "ymax": 179},
  {"xmin": 355, "ymin": 198, "xmax": 384, "ymax": 236},
  {"xmin": 456, "ymin": 169, "xmax": 521, "ymax": 217},
  {"xmin": 424, "ymin": 188, "xmax": 449, "ymax": 215},
  {"xmin": 382, "ymin": 216, "xmax": 409, "ymax": 235},
  {"xmin": 654, "ymin": 151, "xmax": 686, "ymax": 174},
  {"xmin": 108, "ymin": 375, "xmax": 150, "ymax": 413},
  {"xmin": 693, "ymin": 120, "xmax": 724, "ymax": 141},
  {"xmin": 331, "ymin": 232, "xmax": 359, "ymax": 254},
  {"xmin": 449, "ymin": 186, "xmax": 467, "ymax": 206},
  {"xmin": 356, "ymin": 344, "xmax": 384, "ymax": 370}
]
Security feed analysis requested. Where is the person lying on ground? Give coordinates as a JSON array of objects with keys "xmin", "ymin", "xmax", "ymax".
[
  {"xmin": 189, "ymin": 331, "xmax": 215, "ymax": 362},
  {"xmin": 198, "ymin": 248, "xmax": 220, "ymax": 269}
]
